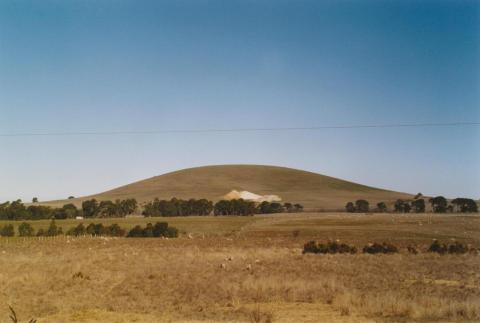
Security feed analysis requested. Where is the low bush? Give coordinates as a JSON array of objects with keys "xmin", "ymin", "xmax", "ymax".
[
  {"xmin": 107, "ymin": 223, "xmax": 126, "ymax": 237},
  {"xmin": 46, "ymin": 219, "xmax": 62, "ymax": 236},
  {"xmin": 428, "ymin": 240, "xmax": 471, "ymax": 255},
  {"xmin": 18, "ymin": 222, "xmax": 35, "ymax": 236},
  {"xmin": 428, "ymin": 240, "xmax": 448, "ymax": 254},
  {"xmin": 303, "ymin": 240, "xmax": 357, "ymax": 254},
  {"xmin": 362, "ymin": 242, "xmax": 398, "ymax": 254},
  {"xmin": 34, "ymin": 220, "xmax": 63, "ymax": 237},
  {"xmin": 66, "ymin": 223, "xmax": 86, "ymax": 236},
  {"xmin": 0, "ymin": 224, "xmax": 15, "ymax": 237},
  {"xmin": 66, "ymin": 223, "xmax": 126, "ymax": 237},
  {"xmin": 448, "ymin": 241, "xmax": 469, "ymax": 254},
  {"xmin": 127, "ymin": 222, "xmax": 178, "ymax": 238}
]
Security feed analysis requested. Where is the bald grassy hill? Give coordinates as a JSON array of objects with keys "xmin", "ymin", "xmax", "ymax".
[{"xmin": 41, "ymin": 165, "xmax": 412, "ymax": 211}]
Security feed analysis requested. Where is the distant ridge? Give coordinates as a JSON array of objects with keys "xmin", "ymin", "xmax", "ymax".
[{"xmin": 42, "ymin": 165, "xmax": 412, "ymax": 210}]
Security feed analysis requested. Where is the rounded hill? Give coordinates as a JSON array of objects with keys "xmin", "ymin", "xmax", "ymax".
[{"xmin": 44, "ymin": 165, "xmax": 412, "ymax": 210}]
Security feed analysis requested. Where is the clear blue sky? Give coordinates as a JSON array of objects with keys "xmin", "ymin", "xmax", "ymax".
[{"xmin": 0, "ymin": 0, "xmax": 479, "ymax": 202}]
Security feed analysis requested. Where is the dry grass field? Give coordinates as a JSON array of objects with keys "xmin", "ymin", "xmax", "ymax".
[
  {"xmin": 40, "ymin": 165, "xmax": 413, "ymax": 210},
  {"xmin": 1, "ymin": 213, "xmax": 479, "ymax": 322}
]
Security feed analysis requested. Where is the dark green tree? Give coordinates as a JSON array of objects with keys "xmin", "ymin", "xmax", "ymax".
[
  {"xmin": 107, "ymin": 223, "xmax": 125, "ymax": 236},
  {"xmin": 27, "ymin": 205, "xmax": 53, "ymax": 220},
  {"xmin": 119, "ymin": 198, "xmax": 137, "ymax": 215},
  {"xmin": 451, "ymin": 198, "xmax": 478, "ymax": 213},
  {"xmin": 345, "ymin": 202, "xmax": 355, "ymax": 213},
  {"xmin": 82, "ymin": 199, "xmax": 99, "ymax": 218},
  {"xmin": 46, "ymin": 219, "xmax": 62, "ymax": 236},
  {"xmin": 62, "ymin": 203, "xmax": 79, "ymax": 218},
  {"xmin": 376, "ymin": 202, "xmax": 387, "ymax": 213},
  {"xmin": 67, "ymin": 223, "xmax": 86, "ymax": 236},
  {"xmin": 97, "ymin": 200, "xmax": 118, "ymax": 218},
  {"xmin": 0, "ymin": 224, "xmax": 14, "ymax": 237},
  {"xmin": 355, "ymin": 200, "xmax": 369, "ymax": 213},
  {"xmin": 18, "ymin": 222, "xmax": 35, "ymax": 236},
  {"xmin": 127, "ymin": 225, "xmax": 145, "ymax": 237},
  {"xmin": 411, "ymin": 199, "xmax": 425, "ymax": 213},
  {"xmin": 394, "ymin": 199, "xmax": 411, "ymax": 213},
  {"xmin": 429, "ymin": 196, "xmax": 448, "ymax": 213}
]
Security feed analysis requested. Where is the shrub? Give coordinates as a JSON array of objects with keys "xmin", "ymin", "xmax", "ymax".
[
  {"xmin": 411, "ymin": 199, "xmax": 425, "ymax": 213},
  {"xmin": 153, "ymin": 222, "xmax": 168, "ymax": 236},
  {"xmin": 394, "ymin": 199, "xmax": 411, "ymax": 213},
  {"xmin": 86, "ymin": 223, "xmax": 96, "ymax": 235},
  {"xmin": 345, "ymin": 200, "xmax": 370, "ymax": 213},
  {"xmin": 355, "ymin": 200, "xmax": 369, "ymax": 213},
  {"xmin": 94, "ymin": 223, "xmax": 105, "ymax": 235},
  {"xmin": 0, "ymin": 224, "xmax": 15, "ymax": 237},
  {"xmin": 66, "ymin": 223, "xmax": 86, "ymax": 236},
  {"xmin": 106, "ymin": 223, "xmax": 126, "ymax": 237},
  {"xmin": 451, "ymin": 198, "xmax": 478, "ymax": 213},
  {"xmin": 18, "ymin": 222, "xmax": 35, "ymax": 236},
  {"xmin": 68, "ymin": 223, "xmax": 125, "ymax": 237},
  {"xmin": 448, "ymin": 241, "xmax": 469, "ymax": 254},
  {"xmin": 303, "ymin": 240, "xmax": 357, "ymax": 254},
  {"xmin": 345, "ymin": 202, "xmax": 355, "ymax": 213},
  {"xmin": 165, "ymin": 226, "xmax": 179, "ymax": 238},
  {"xmin": 144, "ymin": 223, "xmax": 154, "ymax": 237},
  {"xmin": 429, "ymin": 196, "xmax": 448, "ymax": 213},
  {"xmin": 303, "ymin": 241, "xmax": 319, "ymax": 254},
  {"xmin": 428, "ymin": 240, "xmax": 448, "ymax": 254},
  {"xmin": 362, "ymin": 242, "xmax": 398, "ymax": 254},
  {"xmin": 45, "ymin": 219, "xmax": 62, "ymax": 236},
  {"xmin": 376, "ymin": 202, "xmax": 387, "ymax": 213},
  {"xmin": 127, "ymin": 225, "xmax": 144, "ymax": 237},
  {"xmin": 428, "ymin": 240, "xmax": 471, "ymax": 255},
  {"xmin": 127, "ymin": 222, "xmax": 178, "ymax": 238}
]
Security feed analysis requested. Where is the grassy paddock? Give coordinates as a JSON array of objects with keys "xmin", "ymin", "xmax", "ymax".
[
  {"xmin": 0, "ymin": 215, "xmax": 260, "ymax": 236},
  {"xmin": 0, "ymin": 213, "xmax": 479, "ymax": 322},
  {"xmin": 2, "ymin": 212, "xmax": 478, "ymax": 244}
]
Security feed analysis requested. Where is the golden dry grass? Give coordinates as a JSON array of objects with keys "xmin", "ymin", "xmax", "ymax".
[
  {"xmin": 1, "ymin": 213, "xmax": 479, "ymax": 322},
  {"xmin": 39, "ymin": 165, "xmax": 412, "ymax": 210}
]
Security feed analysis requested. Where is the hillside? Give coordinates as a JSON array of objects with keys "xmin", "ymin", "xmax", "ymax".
[{"xmin": 42, "ymin": 165, "xmax": 412, "ymax": 210}]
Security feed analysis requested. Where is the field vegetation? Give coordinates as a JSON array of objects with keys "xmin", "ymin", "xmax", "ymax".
[{"xmin": 0, "ymin": 213, "xmax": 479, "ymax": 322}]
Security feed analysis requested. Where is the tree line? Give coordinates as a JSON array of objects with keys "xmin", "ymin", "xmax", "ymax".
[
  {"xmin": 0, "ymin": 198, "xmax": 138, "ymax": 221},
  {"xmin": 0, "ymin": 197, "xmax": 304, "ymax": 220},
  {"xmin": 214, "ymin": 200, "xmax": 303, "ymax": 216},
  {"xmin": 345, "ymin": 195, "xmax": 478, "ymax": 213},
  {"xmin": 143, "ymin": 198, "xmax": 303, "ymax": 217},
  {"xmin": 142, "ymin": 198, "xmax": 213, "ymax": 216},
  {"xmin": 0, "ymin": 220, "xmax": 178, "ymax": 238}
]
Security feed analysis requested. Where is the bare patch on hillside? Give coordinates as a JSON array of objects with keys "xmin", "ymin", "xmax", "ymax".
[{"xmin": 224, "ymin": 190, "xmax": 282, "ymax": 202}]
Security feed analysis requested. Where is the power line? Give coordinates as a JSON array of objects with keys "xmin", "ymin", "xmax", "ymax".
[{"xmin": 0, "ymin": 121, "xmax": 479, "ymax": 137}]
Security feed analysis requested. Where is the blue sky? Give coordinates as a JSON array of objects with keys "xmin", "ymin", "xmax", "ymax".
[{"xmin": 0, "ymin": 0, "xmax": 479, "ymax": 202}]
